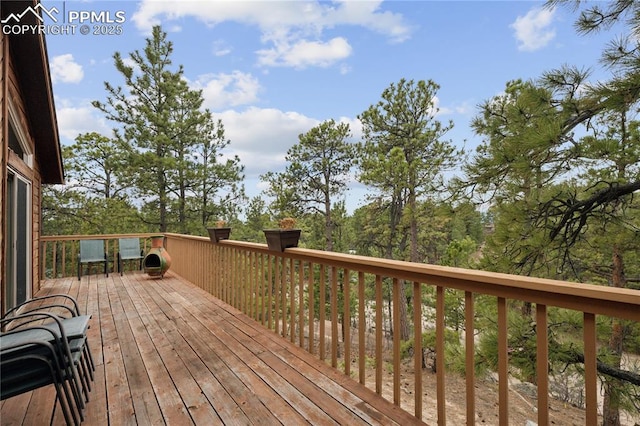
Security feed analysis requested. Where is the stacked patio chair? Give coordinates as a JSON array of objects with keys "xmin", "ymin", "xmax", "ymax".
[{"xmin": 1, "ymin": 295, "xmax": 95, "ymax": 425}]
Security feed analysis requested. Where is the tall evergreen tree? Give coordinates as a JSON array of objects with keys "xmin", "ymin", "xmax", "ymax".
[
  {"xmin": 462, "ymin": 7, "xmax": 640, "ymax": 417},
  {"xmin": 42, "ymin": 132, "xmax": 143, "ymax": 235},
  {"xmin": 195, "ymin": 118, "xmax": 245, "ymax": 230},
  {"xmin": 63, "ymin": 132, "xmax": 127, "ymax": 200},
  {"xmin": 462, "ymin": 78, "xmax": 578, "ymax": 275},
  {"xmin": 357, "ymin": 78, "xmax": 462, "ymax": 340},
  {"xmin": 572, "ymin": 109, "xmax": 640, "ymax": 425},
  {"xmin": 262, "ymin": 119, "xmax": 354, "ymax": 251},
  {"xmin": 93, "ymin": 25, "xmax": 244, "ymax": 232}
]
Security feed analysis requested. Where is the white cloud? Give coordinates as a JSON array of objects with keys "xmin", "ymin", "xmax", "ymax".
[
  {"xmin": 324, "ymin": 0, "xmax": 412, "ymax": 43},
  {"xmin": 212, "ymin": 39, "xmax": 232, "ymax": 57},
  {"xmin": 511, "ymin": 7, "xmax": 556, "ymax": 52},
  {"xmin": 454, "ymin": 101, "xmax": 473, "ymax": 115},
  {"xmin": 336, "ymin": 116, "xmax": 362, "ymax": 141},
  {"xmin": 217, "ymin": 107, "xmax": 319, "ymax": 177},
  {"xmin": 191, "ymin": 71, "xmax": 261, "ymax": 110},
  {"xmin": 50, "ymin": 54, "xmax": 83, "ymax": 84},
  {"xmin": 257, "ymin": 37, "xmax": 352, "ymax": 69},
  {"xmin": 132, "ymin": 0, "xmax": 412, "ymax": 69},
  {"xmin": 55, "ymin": 102, "xmax": 111, "ymax": 142}
]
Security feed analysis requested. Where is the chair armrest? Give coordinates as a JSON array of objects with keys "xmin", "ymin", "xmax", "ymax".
[
  {"xmin": 1, "ymin": 312, "xmax": 69, "ymax": 347},
  {"xmin": 3, "ymin": 304, "xmax": 79, "ymax": 330},
  {"xmin": 2, "ymin": 294, "xmax": 81, "ymax": 319}
]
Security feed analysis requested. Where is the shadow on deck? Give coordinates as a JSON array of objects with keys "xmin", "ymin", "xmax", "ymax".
[{"xmin": 1, "ymin": 271, "xmax": 424, "ymax": 425}]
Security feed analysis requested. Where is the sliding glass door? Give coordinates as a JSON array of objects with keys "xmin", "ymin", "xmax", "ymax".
[{"xmin": 5, "ymin": 170, "xmax": 31, "ymax": 311}]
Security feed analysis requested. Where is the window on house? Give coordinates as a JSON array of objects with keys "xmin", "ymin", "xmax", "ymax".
[
  {"xmin": 7, "ymin": 101, "xmax": 33, "ymax": 167},
  {"xmin": 8, "ymin": 122, "xmax": 25, "ymax": 157}
]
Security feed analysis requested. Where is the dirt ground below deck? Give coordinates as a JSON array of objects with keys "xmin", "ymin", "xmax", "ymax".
[{"xmin": 360, "ymin": 358, "xmax": 640, "ymax": 425}]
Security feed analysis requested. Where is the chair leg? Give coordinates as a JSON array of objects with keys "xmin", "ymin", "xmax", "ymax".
[
  {"xmin": 51, "ymin": 357, "xmax": 82, "ymax": 426},
  {"xmin": 52, "ymin": 370, "xmax": 81, "ymax": 426},
  {"xmin": 84, "ymin": 341, "xmax": 96, "ymax": 375}
]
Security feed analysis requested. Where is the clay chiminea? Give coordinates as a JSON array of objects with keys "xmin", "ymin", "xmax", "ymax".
[{"xmin": 143, "ymin": 235, "xmax": 171, "ymax": 278}]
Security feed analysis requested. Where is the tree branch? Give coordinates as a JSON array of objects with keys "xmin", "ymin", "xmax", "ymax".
[
  {"xmin": 568, "ymin": 352, "xmax": 640, "ymax": 386},
  {"xmin": 542, "ymin": 180, "xmax": 640, "ymax": 247}
]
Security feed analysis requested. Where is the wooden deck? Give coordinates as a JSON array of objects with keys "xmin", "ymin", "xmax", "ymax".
[{"xmin": 1, "ymin": 271, "xmax": 425, "ymax": 425}]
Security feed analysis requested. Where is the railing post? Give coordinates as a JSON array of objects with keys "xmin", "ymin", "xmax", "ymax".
[
  {"xmin": 393, "ymin": 277, "xmax": 401, "ymax": 407},
  {"xmin": 413, "ymin": 281, "xmax": 423, "ymax": 419},
  {"xmin": 436, "ymin": 285, "xmax": 446, "ymax": 425},
  {"xmin": 274, "ymin": 256, "xmax": 281, "ymax": 336},
  {"xmin": 331, "ymin": 266, "xmax": 339, "ymax": 368},
  {"xmin": 308, "ymin": 262, "xmax": 316, "ymax": 354},
  {"xmin": 497, "ymin": 297, "xmax": 509, "ymax": 426},
  {"xmin": 375, "ymin": 274, "xmax": 383, "ymax": 396},
  {"xmin": 465, "ymin": 291, "xmax": 475, "ymax": 425},
  {"xmin": 536, "ymin": 303, "xmax": 549, "ymax": 426},
  {"xmin": 319, "ymin": 264, "xmax": 326, "ymax": 361},
  {"xmin": 584, "ymin": 313, "xmax": 598, "ymax": 425},
  {"xmin": 343, "ymin": 268, "xmax": 351, "ymax": 377},
  {"xmin": 298, "ymin": 260, "xmax": 305, "ymax": 347},
  {"xmin": 358, "ymin": 272, "xmax": 366, "ymax": 385},
  {"xmin": 289, "ymin": 257, "xmax": 295, "ymax": 343}
]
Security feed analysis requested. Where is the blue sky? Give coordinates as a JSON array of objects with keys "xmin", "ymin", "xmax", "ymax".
[{"xmin": 39, "ymin": 0, "xmax": 613, "ymax": 212}]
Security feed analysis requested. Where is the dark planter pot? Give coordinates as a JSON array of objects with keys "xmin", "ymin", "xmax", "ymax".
[
  {"xmin": 263, "ymin": 229, "xmax": 301, "ymax": 252},
  {"xmin": 208, "ymin": 227, "xmax": 231, "ymax": 243}
]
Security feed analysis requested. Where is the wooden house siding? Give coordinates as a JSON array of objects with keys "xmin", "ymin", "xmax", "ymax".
[
  {"xmin": 32, "ymin": 176, "xmax": 41, "ymax": 292},
  {"xmin": 0, "ymin": 32, "xmax": 5, "ymax": 309},
  {"xmin": 0, "ymin": 0, "xmax": 63, "ymax": 313},
  {"xmin": 5, "ymin": 38, "xmax": 43, "ymax": 296}
]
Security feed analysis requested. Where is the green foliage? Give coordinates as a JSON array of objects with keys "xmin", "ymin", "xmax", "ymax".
[
  {"xmin": 400, "ymin": 328, "xmax": 471, "ymax": 376},
  {"xmin": 42, "ymin": 185, "xmax": 146, "ymax": 235},
  {"xmin": 43, "ymin": 131, "xmax": 148, "ymax": 235},
  {"xmin": 441, "ymin": 236, "xmax": 478, "ymax": 269},
  {"xmin": 261, "ymin": 119, "xmax": 355, "ymax": 251},
  {"xmin": 357, "ymin": 78, "xmax": 462, "ymax": 264},
  {"xmin": 47, "ymin": 27, "xmax": 247, "ymax": 237},
  {"xmin": 92, "ymin": 25, "xmax": 244, "ymax": 233},
  {"xmin": 228, "ymin": 197, "xmax": 270, "ymax": 243}
]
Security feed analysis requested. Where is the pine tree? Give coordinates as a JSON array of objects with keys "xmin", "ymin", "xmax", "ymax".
[
  {"xmin": 93, "ymin": 26, "xmax": 244, "ymax": 232},
  {"xmin": 262, "ymin": 119, "xmax": 354, "ymax": 251},
  {"xmin": 357, "ymin": 78, "xmax": 462, "ymax": 340}
]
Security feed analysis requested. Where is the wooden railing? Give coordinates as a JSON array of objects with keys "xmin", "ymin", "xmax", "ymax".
[{"xmin": 41, "ymin": 233, "xmax": 640, "ymax": 425}]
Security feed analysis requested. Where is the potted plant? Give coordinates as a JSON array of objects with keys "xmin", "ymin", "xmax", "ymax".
[
  {"xmin": 264, "ymin": 217, "xmax": 301, "ymax": 252},
  {"xmin": 207, "ymin": 219, "xmax": 231, "ymax": 243}
]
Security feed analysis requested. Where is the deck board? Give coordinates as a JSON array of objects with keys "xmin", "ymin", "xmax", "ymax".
[{"xmin": 1, "ymin": 271, "xmax": 426, "ymax": 426}]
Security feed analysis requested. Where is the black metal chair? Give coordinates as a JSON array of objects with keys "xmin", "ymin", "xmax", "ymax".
[
  {"xmin": 1, "ymin": 313, "xmax": 87, "ymax": 426},
  {"xmin": 2, "ymin": 295, "xmax": 95, "ymax": 403},
  {"xmin": 117, "ymin": 238, "xmax": 144, "ymax": 275},
  {"xmin": 2, "ymin": 294, "xmax": 96, "ymax": 379}
]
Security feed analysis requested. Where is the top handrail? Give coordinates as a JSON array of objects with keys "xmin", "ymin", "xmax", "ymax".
[
  {"xmin": 41, "ymin": 233, "xmax": 159, "ymax": 242},
  {"xmin": 167, "ymin": 233, "xmax": 640, "ymax": 321}
]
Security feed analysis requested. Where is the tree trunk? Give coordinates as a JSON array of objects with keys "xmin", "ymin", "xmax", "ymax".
[
  {"xmin": 325, "ymin": 194, "xmax": 333, "ymax": 252},
  {"xmin": 602, "ymin": 245, "xmax": 625, "ymax": 426},
  {"xmin": 398, "ymin": 281, "xmax": 410, "ymax": 341},
  {"xmin": 159, "ymin": 179, "xmax": 168, "ymax": 232},
  {"xmin": 390, "ymin": 254, "xmax": 410, "ymax": 341}
]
